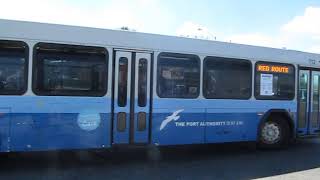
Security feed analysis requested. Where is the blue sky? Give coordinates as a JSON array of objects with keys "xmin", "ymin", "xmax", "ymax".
[{"xmin": 0, "ymin": 0, "xmax": 319, "ymax": 53}]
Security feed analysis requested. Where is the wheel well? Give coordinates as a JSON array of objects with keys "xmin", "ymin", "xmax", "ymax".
[{"xmin": 259, "ymin": 110, "xmax": 295, "ymax": 140}]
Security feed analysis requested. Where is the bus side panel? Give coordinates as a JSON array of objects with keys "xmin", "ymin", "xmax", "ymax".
[
  {"xmin": 205, "ymin": 110, "xmax": 259, "ymax": 143},
  {"xmin": 10, "ymin": 114, "xmax": 36, "ymax": 151},
  {"xmin": 152, "ymin": 108, "xmax": 205, "ymax": 145},
  {"xmin": 0, "ymin": 108, "xmax": 10, "ymax": 152},
  {"xmin": 204, "ymin": 101, "xmax": 297, "ymax": 143},
  {"xmin": 150, "ymin": 99, "xmax": 297, "ymax": 146},
  {"xmin": 7, "ymin": 97, "xmax": 111, "ymax": 152},
  {"xmin": 10, "ymin": 113, "xmax": 110, "ymax": 151}
]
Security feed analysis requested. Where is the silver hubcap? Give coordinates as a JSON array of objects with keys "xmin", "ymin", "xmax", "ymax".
[{"xmin": 261, "ymin": 122, "xmax": 281, "ymax": 144}]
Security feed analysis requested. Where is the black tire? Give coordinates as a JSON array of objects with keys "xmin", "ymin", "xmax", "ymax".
[{"xmin": 258, "ymin": 116, "xmax": 290, "ymax": 149}]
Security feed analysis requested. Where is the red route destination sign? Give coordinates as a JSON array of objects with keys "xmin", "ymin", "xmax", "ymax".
[{"xmin": 257, "ymin": 65, "xmax": 290, "ymax": 74}]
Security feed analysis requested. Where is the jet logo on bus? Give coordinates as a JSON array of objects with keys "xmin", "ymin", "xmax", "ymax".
[{"xmin": 160, "ymin": 109, "xmax": 184, "ymax": 131}]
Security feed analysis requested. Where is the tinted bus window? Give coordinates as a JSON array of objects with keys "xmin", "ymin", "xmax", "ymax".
[
  {"xmin": 138, "ymin": 58, "xmax": 148, "ymax": 107},
  {"xmin": 0, "ymin": 40, "xmax": 28, "ymax": 95},
  {"xmin": 157, "ymin": 52, "xmax": 200, "ymax": 98},
  {"xmin": 203, "ymin": 57, "xmax": 252, "ymax": 99},
  {"xmin": 118, "ymin": 57, "xmax": 128, "ymax": 107},
  {"xmin": 33, "ymin": 43, "xmax": 108, "ymax": 96},
  {"xmin": 255, "ymin": 61, "xmax": 295, "ymax": 100}
]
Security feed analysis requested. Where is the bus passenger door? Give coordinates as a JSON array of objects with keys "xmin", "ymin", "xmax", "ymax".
[
  {"xmin": 309, "ymin": 71, "xmax": 320, "ymax": 134},
  {"xmin": 298, "ymin": 68, "xmax": 320, "ymax": 136},
  {"xmin": 113, "ymin": 50, "xmax": 152, "ymax": 144}
]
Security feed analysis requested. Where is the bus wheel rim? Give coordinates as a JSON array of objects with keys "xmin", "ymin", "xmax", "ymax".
[{"xmin": 261, "ymin": 122, "xmax": 281, "ymax": 144}]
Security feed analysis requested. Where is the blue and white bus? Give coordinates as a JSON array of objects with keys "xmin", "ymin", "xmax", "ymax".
[{"xmin": 0, "ymin": 19, "xmax": 319, "ymax": 152}]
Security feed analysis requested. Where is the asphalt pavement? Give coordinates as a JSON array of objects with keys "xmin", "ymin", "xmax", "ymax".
[{"xmin": 1, "ymin": 139, "xmax": 320, "ymax": 180}]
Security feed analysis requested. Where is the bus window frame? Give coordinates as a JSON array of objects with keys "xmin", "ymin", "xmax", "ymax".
[
  {"xmin": 156, "ymin": 52, "xmax": 201, "ymax": 99},
  {"xmin": 202, "ymin": 56, "xmax": 252, "ymax": 100},
  {"xmin": 32, "ymin": 42, "xmax": 108, "ymax": 97},
  {"xmin": 137, "ymin": 58, "xmax": 148, "ymax": 107},
  {"xmin": 0, "ymin": 40, "xmax": 29, "ymax": 95},
  {"xmin": 254, "ymin": 61, "xmax": 296, "ymax": 100}
]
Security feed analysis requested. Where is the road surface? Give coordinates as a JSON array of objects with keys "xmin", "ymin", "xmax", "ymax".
[{"xmin": 1, "ymin": 139, "xmax": 320, "ymax": 180}]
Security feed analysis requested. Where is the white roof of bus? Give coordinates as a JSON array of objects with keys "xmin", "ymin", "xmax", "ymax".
[{"xmin": 0, "ymin": 19, "xmax": 320, "ymax": 67}]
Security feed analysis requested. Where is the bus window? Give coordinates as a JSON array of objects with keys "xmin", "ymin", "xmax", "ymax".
[
  {"xmin": 33, "ymin": 43, "xmax": 108, "ymax": 96},
  {"xmin": 138, "ymin": 58, "xmax": 148, "ymax": 107},
  {"xmin": 157, "ymin": 52, "xmax": 200, "ymax": 98},
  {"xmin": 255, "ymin": 61, "xmax": 295, "ymax": 100},
  {"xmin": 0, "ymin": 40, "xmax": 28, "ymax": 95},
  {"xmin": 118, "ymin": 57, "xmax": 128, "ymax": 107},
  {"xmin": 203, "ymin": 57, "xmax": 252, "ymax": 99}
]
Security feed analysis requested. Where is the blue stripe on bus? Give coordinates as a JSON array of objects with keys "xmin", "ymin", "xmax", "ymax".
[
  {"xmin": 0, "ymin": 97, "xmax": 296, "ymax": 113},
  {"xmin": 153, "ymin": 99, "xmax": 297, "ymax": 111},
  {"xmin": 0, "ymin": 96, "xmax": 111, "ymax": 113}
]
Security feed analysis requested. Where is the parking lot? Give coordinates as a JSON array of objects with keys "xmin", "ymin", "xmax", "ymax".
[{"xmin": 0, "ymin": 139, "xmax": 320, "ymax": 180}]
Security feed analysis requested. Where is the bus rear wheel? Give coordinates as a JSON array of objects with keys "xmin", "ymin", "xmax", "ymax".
[{"xmin": 258, "ymin": 117, "xmax": 290, "ymax": 149}]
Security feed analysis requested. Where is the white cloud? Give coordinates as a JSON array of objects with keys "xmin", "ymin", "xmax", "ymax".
[
  {"xmin": 176, "ymin": 21, "xmax": 216, "ymax": 40},
  {"xmin": 225, "ymin": 31, "xmax": 320, "ymax": 53},
  {"xmin": 225, "ymin": 6, "xmax": 320, "ymax": 53},
  {"xmin": 0, "ymin": 0, "xmax": 174, "ymax": 33},
  {"xmin": 174, "ymin": 6, "xmax": 318, "ymax": 53},
  {"xmin": 282, "ymin": 7, "xmax": 320, "ymax": 35},
  {"xmin": 0, "ymin": 0, "xmax": 92, "ymax": 25}
]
